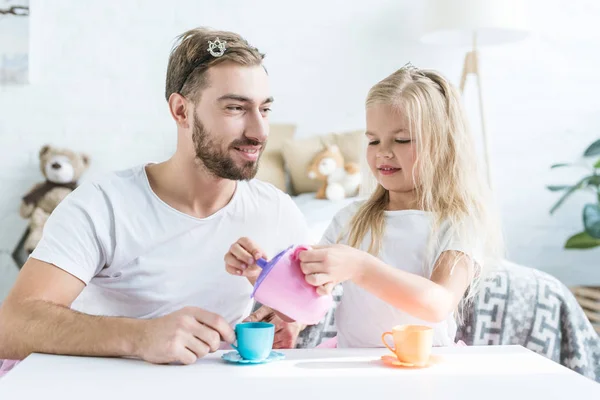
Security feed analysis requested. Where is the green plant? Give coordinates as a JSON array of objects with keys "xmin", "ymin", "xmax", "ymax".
[{"xmin": 548, "ymin": 138, "xmax": 600, "ymax": 249}]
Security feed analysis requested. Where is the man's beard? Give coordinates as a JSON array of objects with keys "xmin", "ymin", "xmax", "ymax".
[{"xmin": 192, "ymin": 116, "xmax": 263, "ymax": 181}]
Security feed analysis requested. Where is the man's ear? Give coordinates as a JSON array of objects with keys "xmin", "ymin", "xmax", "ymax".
[{"xmin": 168, "ymin": 93, "xmax": 191, "ymax": 129}]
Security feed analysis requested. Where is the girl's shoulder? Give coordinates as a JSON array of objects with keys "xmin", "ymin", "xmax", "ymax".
[
  {"xmin": 320, "ymin": 200, "xmax": 365, "ymax": 245},
  {"xmin": 332, "ymin": 199, "xmax": 366, "ymax": 224}
]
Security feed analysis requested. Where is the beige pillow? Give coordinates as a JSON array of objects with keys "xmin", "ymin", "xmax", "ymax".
[
  {"xmin": 255, "ymin": 124, "xmax": 296, "ymax": 191},
  {"xmin": 281, "ymin": 130, "xmax": 365, "ymax": 195}
]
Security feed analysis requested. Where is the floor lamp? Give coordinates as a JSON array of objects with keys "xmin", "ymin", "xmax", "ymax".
[{"xmin": 421, "ymin": 0, "xmax": 529, "ymax": 188}]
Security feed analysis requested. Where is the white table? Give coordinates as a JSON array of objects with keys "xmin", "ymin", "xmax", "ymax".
[{"xmin": 0, "ymin": 346, "xmax": 598, "ymax": 399}]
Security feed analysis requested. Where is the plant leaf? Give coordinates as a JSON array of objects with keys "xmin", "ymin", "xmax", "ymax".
[
  {"xmin": 590, "ymin": 176, "xmax": 600, "ymax": 188},
  {"xmin": 565, "ymin": 231, "xmax": 600, "ymax": 249},
  {"xmin": 594, "ymin": 159, "xmax": 600, "ymax": 169},
  {"xmin": 547, "ymin": 185, "xmax": 572, "ymax": 192},
  {"xmin": 583, "ymin": 139, "xmax": 600, "ymax": 157},
  {"xmin": 550, "ymin": 175, "xmax": 593, "ymax": 214},
  {"xmin": 551, "ymin": 163, "xmax": 571, "ymax": 169},
  {"xmin": 583, "ymin": 203, "xmax": 600, "ymax": 238}
]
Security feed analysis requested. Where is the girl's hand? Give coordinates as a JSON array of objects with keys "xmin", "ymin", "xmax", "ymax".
[{"xmin": 298, "ymin": 244, "xmax": 370, "ymax": 295}]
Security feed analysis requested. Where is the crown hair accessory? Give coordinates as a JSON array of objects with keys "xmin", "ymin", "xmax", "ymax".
[
  {"xmin": 208, "ymin": 37, "xmax": 227, "ymax": 57},
  {"xmin": 401, "ymin": 61, "xmax": 418, "ymax": 71}
]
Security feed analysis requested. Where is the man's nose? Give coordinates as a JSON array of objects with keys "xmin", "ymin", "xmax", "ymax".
[{"xmin": 245, "ymin": 111, "xmax": 268, "ymax": 143}]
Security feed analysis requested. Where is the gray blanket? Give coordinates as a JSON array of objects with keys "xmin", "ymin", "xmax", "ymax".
[{"xmin": 297, "ymin": 261, "xmax": 600, "ymax": 382}]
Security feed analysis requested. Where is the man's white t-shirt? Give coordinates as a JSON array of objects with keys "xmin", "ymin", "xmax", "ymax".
[
  {"xmin": 30, "ymin": 164, "xmax": 309, "ymax": 326},
  {"xmin": 321, "ymin": 201, "xmax": 478, "ymax": 348}
]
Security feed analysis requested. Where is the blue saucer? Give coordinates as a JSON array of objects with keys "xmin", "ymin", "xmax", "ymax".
[{"xmin": 221, "ymin": 350, "xmax": 285, "ymax": 364}]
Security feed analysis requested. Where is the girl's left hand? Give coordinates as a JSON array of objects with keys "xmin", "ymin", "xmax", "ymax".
[{"xmin": 298, "ymin": 244, "xmax": 370, "ymax": 295}]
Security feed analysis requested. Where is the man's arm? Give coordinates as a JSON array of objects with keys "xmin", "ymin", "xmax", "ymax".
[
  {"xmin": 244, "ymin": 306, "xmax": 305, "ymax": 349},
  {"xmin": 0, "ymin": 258, "xmax": 235, "ymax": 363},
  {"xmin": 0, "ymin": 258, "xmax": 142, "ymax": 359}
]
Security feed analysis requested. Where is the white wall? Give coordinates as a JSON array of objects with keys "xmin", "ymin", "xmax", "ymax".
[{"xmin": 1, "ymin": 0, "xmax": 599, "ymax": 293}]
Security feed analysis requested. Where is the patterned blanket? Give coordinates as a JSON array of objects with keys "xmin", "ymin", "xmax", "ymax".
[{"xmin": 297, "ymin": 260, "xmax": 600, "ymax": 382}]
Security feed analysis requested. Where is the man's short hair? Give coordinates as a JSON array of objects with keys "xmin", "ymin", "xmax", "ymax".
[{"xmin": 165, "ymin": 27, "xmax": 265, "ymax": 102}]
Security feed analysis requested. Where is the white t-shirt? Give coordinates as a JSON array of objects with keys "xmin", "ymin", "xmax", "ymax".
[
  {"xmin": 31, "ymin": 164, "xmax": 309, "ymax": 326},
  {"xmin": 321, "ymin": 201, "xmax": 477, "ymax": 348}
]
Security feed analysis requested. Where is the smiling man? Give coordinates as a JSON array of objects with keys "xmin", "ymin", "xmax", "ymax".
[{"xmin": 0, "ymin": 27, "xmax": 308, "ymax": 365}]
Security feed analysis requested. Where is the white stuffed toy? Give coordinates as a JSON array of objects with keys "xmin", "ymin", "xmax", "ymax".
[{"xmin": 307, "ymin": 145, "xmax": 361, "ymax": 201}]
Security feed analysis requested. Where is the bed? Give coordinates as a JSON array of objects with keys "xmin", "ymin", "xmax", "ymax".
[{"xmin": 291, "ymin": 193, "xmax": 358, "ymax": 245}]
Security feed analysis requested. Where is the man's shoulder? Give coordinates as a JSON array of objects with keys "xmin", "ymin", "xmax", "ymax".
[
  {"xmin": 67, "ymin": 164, "xmax": 149, "ymax": 206},
  {"xmin": 240, "ymin": 179, "xmax": 305, "ymax": 223},
  {"xmin": 94, "ymin": 164, "xmax": 147, "ymax": 190},
  {"xmin": 243, "ymin": 178, "xmax": 293, "ymax": 204}
]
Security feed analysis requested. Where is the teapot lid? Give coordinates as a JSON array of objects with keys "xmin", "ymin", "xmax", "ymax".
[{"xmin": 251, "ymin": 245, "xmax": 292, "ymax": 298}]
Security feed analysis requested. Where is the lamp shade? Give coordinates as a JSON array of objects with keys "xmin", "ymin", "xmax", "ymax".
[{"xmin": 421, "ymin": 0, "xmax": 529, "ymax": 46}]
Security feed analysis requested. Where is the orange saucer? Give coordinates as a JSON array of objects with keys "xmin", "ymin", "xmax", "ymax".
[{"xmin": 380, "ymin": 353, "xmax": 441, "ymax": 369}]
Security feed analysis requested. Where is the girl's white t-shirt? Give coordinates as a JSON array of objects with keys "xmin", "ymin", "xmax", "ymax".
[{"xmin": 320, "ymin": 201, "xmax": 477, "ymax": 348}]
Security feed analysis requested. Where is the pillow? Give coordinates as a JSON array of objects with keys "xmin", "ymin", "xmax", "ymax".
[
  {"xmin": 255, "ymin": 124, "xmax": 296, "ymax": 191},
  {"xmin": 281, "ymin": 130, "xmax": 364, "ymax": 195}
]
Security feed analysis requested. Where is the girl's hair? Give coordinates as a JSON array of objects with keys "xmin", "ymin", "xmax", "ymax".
[{"xmin": 345, "ymin": 65, "xmax": 504, "ymax": 318}]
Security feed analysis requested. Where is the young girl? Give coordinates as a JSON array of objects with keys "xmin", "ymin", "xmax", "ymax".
[
  {"xmin": 225, "ymin": 64, "xmax": 503, "ymax": 348},
  {"xmin": 297, "ymin": 64, "xmax": 504, "ymax": 348}
]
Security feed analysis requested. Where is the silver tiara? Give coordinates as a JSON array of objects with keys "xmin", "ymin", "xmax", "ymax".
[
  {"xmin": 401, "ymin": 61, "xmax": 418, "ymax": 71},
  {"xmin": 208, "ymin": 37, "xmax": 227, "ymax": 57}
]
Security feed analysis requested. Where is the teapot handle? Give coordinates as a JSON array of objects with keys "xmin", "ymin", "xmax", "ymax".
[{"xmin": 291, "ymin": 245, "xmax": 311, "ymax": 261}]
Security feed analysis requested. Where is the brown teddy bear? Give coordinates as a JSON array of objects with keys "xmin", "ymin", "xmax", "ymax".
[
  {"xmin": 20, "ymin": 145, "xmax": 90, "ymax": 253},
  {"xmin": 307, "ymin": 145, "xmax": 361, "ymax": 200}
]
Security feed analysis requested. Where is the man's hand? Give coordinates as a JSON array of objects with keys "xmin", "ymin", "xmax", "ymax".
[
  {"xmin": 135, "ymin": 307, "xmax": 235, "ymax": 365},
  {"xmin": 245, "ymin": 306, "xmax": 305, "ymax": 349},
  {"xmin": 224, "ymin": 237, "xmax": 266, "ymax": 285}
]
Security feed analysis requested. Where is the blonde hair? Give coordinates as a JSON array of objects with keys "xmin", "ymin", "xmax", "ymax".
[{"xmin": 346, "ymin": 65, "xmax": 504, "ymax": 314}]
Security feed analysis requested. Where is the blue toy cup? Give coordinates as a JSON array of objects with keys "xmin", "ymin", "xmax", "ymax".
[{"xmin": 231, "ymin": 322, "xmax": 275, "ymax": 361}]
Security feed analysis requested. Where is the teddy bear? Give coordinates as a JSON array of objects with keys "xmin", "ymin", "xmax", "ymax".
[
  {"xmin": 20, "ymin": 145, "xmax": 90, "ymax": 253},
  {"xmin": 307, "ymin": 145, "xmax": 361, "ymax": 201}
]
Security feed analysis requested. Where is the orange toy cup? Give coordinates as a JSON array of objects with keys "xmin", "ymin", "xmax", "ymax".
[{"xmin": 381, "ymin": 325, "xmax": 433, "ymax": 366}]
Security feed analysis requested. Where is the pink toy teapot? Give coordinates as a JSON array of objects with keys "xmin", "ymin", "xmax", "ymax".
[{"xmin": 252, "ymin": 245, "xmax": 333, "ymax": 325}]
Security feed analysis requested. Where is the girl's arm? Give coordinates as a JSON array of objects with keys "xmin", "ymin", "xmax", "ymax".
[
  {"xmin": 355, "ymin": 250, "xmax": 474, "ymax": 323},
  {"xmin": 300, "ymin": 246, "xmax": 475, "ymax": 323}
]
